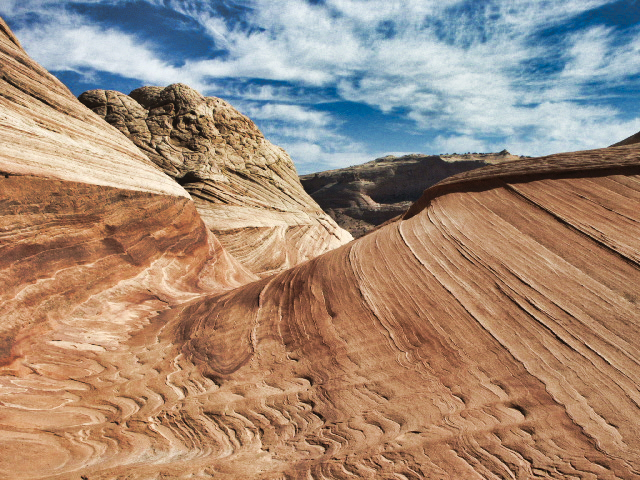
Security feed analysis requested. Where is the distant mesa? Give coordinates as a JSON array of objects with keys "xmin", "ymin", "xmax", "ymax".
[
  {"xmin": 300, "ymin": 150, "xmax": 523, "ymax": 237},
  {"xmin": 610, "ymin": 129, "xmax": 640, "ymax": 147},
  {"xmin": 78, "ymin": 84, "xmax": 352, "ymax": 276}
]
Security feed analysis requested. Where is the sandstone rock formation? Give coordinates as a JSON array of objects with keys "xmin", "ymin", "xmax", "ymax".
[
  {"xmin": 78, "ymin": 85, "xmax": 352, "ymax": 276},
  {"xmin": 300, "ymin": 151, "xmax": 521, "ymax": 237},
  {"xmin": 2, "ymin": 17, "xmax": 640, "ymax": 480},
  {"xmin": 0, "ymin": 18, "xmax": 256, "ymax": 475},
  {"xmin": 167, "ymin": 148, "xmax": 640, "ymax": 479}
]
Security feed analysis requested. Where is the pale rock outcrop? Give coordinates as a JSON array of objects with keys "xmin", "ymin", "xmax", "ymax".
[
  {"xmin": 301, "ymin": 151, "xmax": 521, "ymax": 237},
  {"xmin": 0, "ymin": 22, "xmax": 186, "ymax": 198},
  {"xmin": 79, "ymin": 85, "xmax": 353, "ymax": 276}
]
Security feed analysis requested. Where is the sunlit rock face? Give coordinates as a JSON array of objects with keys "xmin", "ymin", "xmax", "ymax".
[
  {"xmin": 0, "ymin": 18, "xmax": 255, "ymax": 477},
  {"xmin": 300, "ymin": 151, "xmax": 522, "ymax": 237},
  {"xmin": 2, "ymin": 17, "xmax": 640, "ymax": 480},
  {"xmin": 78, "ymin": 85, "xmax": 353, "ymax": 277},
  {"xmin": 166, "ymin": 145, "xmax": 640, "ymax": 479}
]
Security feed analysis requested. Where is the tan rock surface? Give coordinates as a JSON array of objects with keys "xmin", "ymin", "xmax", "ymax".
[
  {"xmin": 0, "ymin": 20, "xmax": 256, "ymax": 478},
  {"xmin": 0, "ymin": 20, "xmax": 187, "ymax": 198},
  {"xmin": 160, "ymin": 147, "xmax": 640, "ymax": 479},
  {"xmin": 300, "ymin": 151, "xmax": 521, "ymax": 237},
  {"xmin": 79, "ymin": 85, "xmax": 352, "ymax": 276},
  {"xmin": 11, "ymin": 144, "xmax": 633, "ymax": 480},
  {"xmin": 2, "ymin": 17, "xmax": 640, "ymax": 480}
]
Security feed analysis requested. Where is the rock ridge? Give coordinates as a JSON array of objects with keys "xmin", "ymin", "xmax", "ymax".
[
  {"xmin": 300, "ymin": 151, "xmax": 521, "ymax": 237},
  {"xmin": 0, "ymin": 22, "xmax": 187, "ymax": 198},
  {"xmin": 2, "ymin": 17, "xmax": 640, "ymax": 480},
  {"xmin": 404, "ymin": 143, "xmax": 640, "ymax": 219}
]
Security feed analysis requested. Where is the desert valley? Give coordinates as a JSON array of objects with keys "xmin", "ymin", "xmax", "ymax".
[{"xmin": 2, "ymin": 10, "xmax": 640, "ymax": 480}]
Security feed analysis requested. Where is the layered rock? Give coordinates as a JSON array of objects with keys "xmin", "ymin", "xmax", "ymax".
[
  {"xmin": 3, "ymin": 17, "xmax": 640, "ymax": 480},
  {"xmin": 0, "ymin": 18, "xmax": 255, "ymax": 477},
  {"xmin": 300, "ymin": 150, "xmax": 521, "ymax": 237},
  {"xmin": 78, "ymin": 85, "xmax": 352, "ymax": 276}
]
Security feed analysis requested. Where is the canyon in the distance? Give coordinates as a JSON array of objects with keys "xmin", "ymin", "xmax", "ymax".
[
  {"xmin": 300, "ymin": 150, "xmax": 524, "ymax": 237},
  {"xmin": 1, "ymin": 16, "xmax": 640, "ymax": 480}
]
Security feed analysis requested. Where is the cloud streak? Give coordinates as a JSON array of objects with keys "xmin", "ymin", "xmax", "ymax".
[{"xmin": 2, "ymin": 0, "xmax": 639, "ymax": 172}]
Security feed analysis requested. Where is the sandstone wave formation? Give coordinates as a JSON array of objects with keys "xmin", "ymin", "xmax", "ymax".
[
  {"xmin": 300, "ymin": 151, "xmax": 522, "ymax": 237},
  {"xmin": 78, "ymin": 84, "xmax": 352, "ymax": 277},
  {"xmin": 2, "ymin": 18, "xmax": 640, "ymax": 480}
]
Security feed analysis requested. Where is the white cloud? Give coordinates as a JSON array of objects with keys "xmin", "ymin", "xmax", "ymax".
[
  {"xmin": 432, "ymin": 135, "xmax": 495, "ymax": 155},
  {"xmin": 3, "ymin": 0, "xmax": 638, "ymax": 171},
  {"xmin": 233, "ymin": 101, "xmax": 370, "ymax": 172},
  {"xmin": 237, "ymin": 103, "xmax": 332, "ymax": 127},
  {"xmin": 285, "ymin": 141, "xmax": 373, "ymax": 174},
  {"xmin": 11, "ymin": 10, "xmax": 206, "ymax": 90}
]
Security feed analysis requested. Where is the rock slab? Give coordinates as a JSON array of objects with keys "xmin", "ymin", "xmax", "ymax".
[{"xmin": 2, "ymin": 17, "xmax": 640, "ymax": 480}]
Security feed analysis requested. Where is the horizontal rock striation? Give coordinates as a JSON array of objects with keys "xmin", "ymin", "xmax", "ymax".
[
  {"xmin": 79, "ymin": 85, "xmax": 352, "ymax": 276},
  {"xmin": 300, "ymin": 151, "xmax": 521, "ymax": 237}
]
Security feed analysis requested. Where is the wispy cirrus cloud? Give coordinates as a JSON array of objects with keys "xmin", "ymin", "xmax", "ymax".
[{"xmin": 2, "ymin": 0, "xmax": 639, "ymax": 173}]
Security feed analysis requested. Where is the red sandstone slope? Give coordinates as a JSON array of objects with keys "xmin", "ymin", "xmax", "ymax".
[
  {"xmin": 152, "ymin": 149, "xmax": 640, "ymax": 479},
  {"xmin": 2, "ymin": 18, "xmax": 640, "ymax": 480},
  {"xmin": 0, "ymin": 19, "xmax": 256, "ymax": 476}
]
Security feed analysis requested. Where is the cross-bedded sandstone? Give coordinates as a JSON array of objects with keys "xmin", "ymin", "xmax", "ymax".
[
  {"xmin": 2, "ymin": 17, "xmax": 640, "ymax": 480},
  {"xmin": 78, "ymin": 85, "xmax": 352, "ymax": 276}
]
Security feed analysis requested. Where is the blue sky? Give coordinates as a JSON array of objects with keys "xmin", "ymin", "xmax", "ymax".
[{"xmin": 2, "ymin": 0, "xmax": 640, "ymax": 174}]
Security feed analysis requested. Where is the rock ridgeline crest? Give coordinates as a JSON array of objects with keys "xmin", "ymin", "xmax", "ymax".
[
  {"xmin": 610, "ymin": 129, "xmax": 640, "ymax": 147},
  {"xmin": 79, "ymin": 84, "xmax": 352, "ymax": 276},
  {"xmin": 300, "ymin": 151, "xmax": 523, "ymax": 237}
]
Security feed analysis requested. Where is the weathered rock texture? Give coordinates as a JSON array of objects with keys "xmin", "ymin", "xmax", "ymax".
[
  {"xmin": 300, "ymin": 151, "xmax": 521, "ymax": 237},
  {"xmin": 3, "ymin": 18, "xmax": 640, "ymax": 480},
  {"xmin": 78, "ymin": 86, "xmax": 352, "ymax": 276},
  {"xmin": 0, "ymin": 18, "xmax": 256, "ymax": 476}
]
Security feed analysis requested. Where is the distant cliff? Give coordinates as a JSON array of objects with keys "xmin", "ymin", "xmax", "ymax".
[{"xmin": 300, "ymin": 150, "xmax": 522, "ymax": 237}]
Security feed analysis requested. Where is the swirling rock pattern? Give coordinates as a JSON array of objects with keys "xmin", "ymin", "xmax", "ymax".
[
  {"xmin": 78, "ymin": 85, "xmax": 352, "ymax": 276},
  {"xmin": 0, "ymin": 18, "xmax": 255, "ymax": 478},
  {"xmin": 2, "ymin": 17, "xmax": 640, "ymax": 480},
  {"xmin": 164, "ymin": 149, "xmax": 640, "ymax": 479}
]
